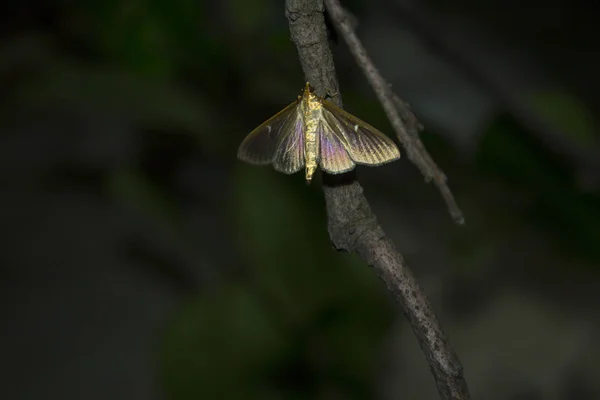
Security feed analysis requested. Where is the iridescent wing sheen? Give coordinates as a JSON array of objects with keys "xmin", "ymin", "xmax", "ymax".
[
  {"xmin": 321, "ymin": 99, "xmax": 400, "ymax": 165},
  {"xmin": 272, "ymin": 109, "xmax": 305, "ymax": 174},
  {"xmin": 237, "ymin": 100, "xmax": 300, "ymax": 165},
  {"xmin": 318, "ymin": 120, "xmax": 355, "ymax": 174}
]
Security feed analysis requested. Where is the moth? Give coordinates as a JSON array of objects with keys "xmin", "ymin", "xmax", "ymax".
[{"xmin": 237, "ymin": 82, "xmax": 400, "ymax": 183}]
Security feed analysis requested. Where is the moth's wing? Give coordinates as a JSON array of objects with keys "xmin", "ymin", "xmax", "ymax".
[
  {"xmin": 321, "ymin": 99, "xmax": 400, "ymax": 165},
  {"xmin": 318, "ymin": 120, "xmax": 355, "ymax": 174},
  {"xmin": 237, "ymin": 100, "xmax": 299, "ymax": 165},
  {"xmin": 272, "ymin": 107, "xmax": 305, "ymax": 174}
]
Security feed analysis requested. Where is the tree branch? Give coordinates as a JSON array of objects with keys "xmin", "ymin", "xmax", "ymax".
[
  {"xmin": 324, "ymin": 0, "xmax": 464, "ymax": 225},
  {"xmin": 285, "ymin": 1, "xmax": 472, "ymax": 399},
  {"xmin": 382, "ymin": 0, "xmax": 600, "ymax": 189}
]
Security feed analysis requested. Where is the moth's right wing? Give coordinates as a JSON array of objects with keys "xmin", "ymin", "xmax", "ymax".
[
  {"xmin": 321, "ymin": 99, "xmax": 400, "ymax": 165},
  {"xmin": 318, "ymin": 120, "xmax": 355, "ymax": 174},
  {"xmin": 237, "ymin": 100, "xmax": 301, "ymax": 166}
]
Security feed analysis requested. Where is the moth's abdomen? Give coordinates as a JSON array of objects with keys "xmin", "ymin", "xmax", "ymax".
[{"xmin": 303, "ymin": 97, "xmax": 322, "ymax": 182}]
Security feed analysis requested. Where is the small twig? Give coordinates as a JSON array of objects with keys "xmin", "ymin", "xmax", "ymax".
[
  {"xmin": 324, "ymin": 0, "xmax": 464, "ymax": 225},
  {"xmin": 382, "ymin": 0, "xmax": 600, "ymax": 189},
  {"xmin": 285, "ymin": 1, "xmax": 471, "ymax": 399}
]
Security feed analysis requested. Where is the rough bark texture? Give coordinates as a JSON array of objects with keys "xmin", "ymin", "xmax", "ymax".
[{"xmin": 285, "ymin": 1, "xmax": 472, "ymax": 399}]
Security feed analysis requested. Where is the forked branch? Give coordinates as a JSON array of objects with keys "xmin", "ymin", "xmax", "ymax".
[{"xmin": 285, "ymin": 0, "xmax": 471, "ymax": 399}]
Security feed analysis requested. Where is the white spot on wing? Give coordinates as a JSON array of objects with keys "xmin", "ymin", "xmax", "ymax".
[
  {"xmin": 267, "ymin": 125, "xmax": 272, "ymax": 133},
  {"xmin": 353, "ymin": 124, "xmax": 359, "ymax": 132}
]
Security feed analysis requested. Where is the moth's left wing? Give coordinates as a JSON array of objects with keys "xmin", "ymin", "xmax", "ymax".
[
  {"xmin": 237, "ymin": 100, "xmax": 300, "ymax": 165},
  {"xmin": 321, "ymin": 99, "xmax": 400, "ymax": 165},
  {"xmin": 272, "ymin": 109, "xmax": 305, "ymax": 174}
]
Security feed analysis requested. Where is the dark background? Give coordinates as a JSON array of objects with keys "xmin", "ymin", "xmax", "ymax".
[{"xmin": 2, "ymin": 0, "xmax": 600, "ymax": 399}]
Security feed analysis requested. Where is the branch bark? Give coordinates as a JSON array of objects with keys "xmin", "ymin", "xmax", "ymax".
[{"xmin": 285, "ymin": 1, "xmax": 472, "ymax": 399}]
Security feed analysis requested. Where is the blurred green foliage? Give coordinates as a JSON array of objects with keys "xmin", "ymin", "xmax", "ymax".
[
  {"xmin": 162, "ymin": 167, "xmax": 394, "ymax": 399},
  {"xmin": 0, "ymin": 7, "xmax": 394, "ymax": 398},
  {"xmin": 108, "ymin": 167, "xmax": 182, "ymax": 233},
  {"xmin": 20, "ymin": 66, "xmax": 216, "ymax": 140},
  {"xmin": 82, "ymin": 0, "xmax": 215, "ymax": 75},
  {"xmin": 527, "ymin": 89, "xmax": 597, "ymax": 146},
  {"xmin": 476, "ymin": 112, "xmax": 600, "ymax": 264},
  {"xmin": 4, "ymin": 0, "xmax": 600, "ymax": 397},
  {"xmin": 163, "ymin": 285, "xmax": 288, "ymax": 400}
]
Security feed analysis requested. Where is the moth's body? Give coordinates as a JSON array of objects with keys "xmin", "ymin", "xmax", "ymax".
[
  {"xmin": 300, "ymin": 85, "xmax": 322, "ymax": 182},
  {"xmin": 237, "ymin": 82, "xmax": 400, "ymax": 183}
]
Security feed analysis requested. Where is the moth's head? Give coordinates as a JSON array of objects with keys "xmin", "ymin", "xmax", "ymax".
[
  {"xmin": 303, "ymin": 82, "xmax": 315, "ymax": 95},
  {"xmin": 301, "ymin": 82, "xmax": 320, "ymax": 104}
]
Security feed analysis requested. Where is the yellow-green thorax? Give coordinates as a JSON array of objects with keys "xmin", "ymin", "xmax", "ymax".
[{"xmin": 300, "ymin": 83, "xmax": 322, "ymax": 183}]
